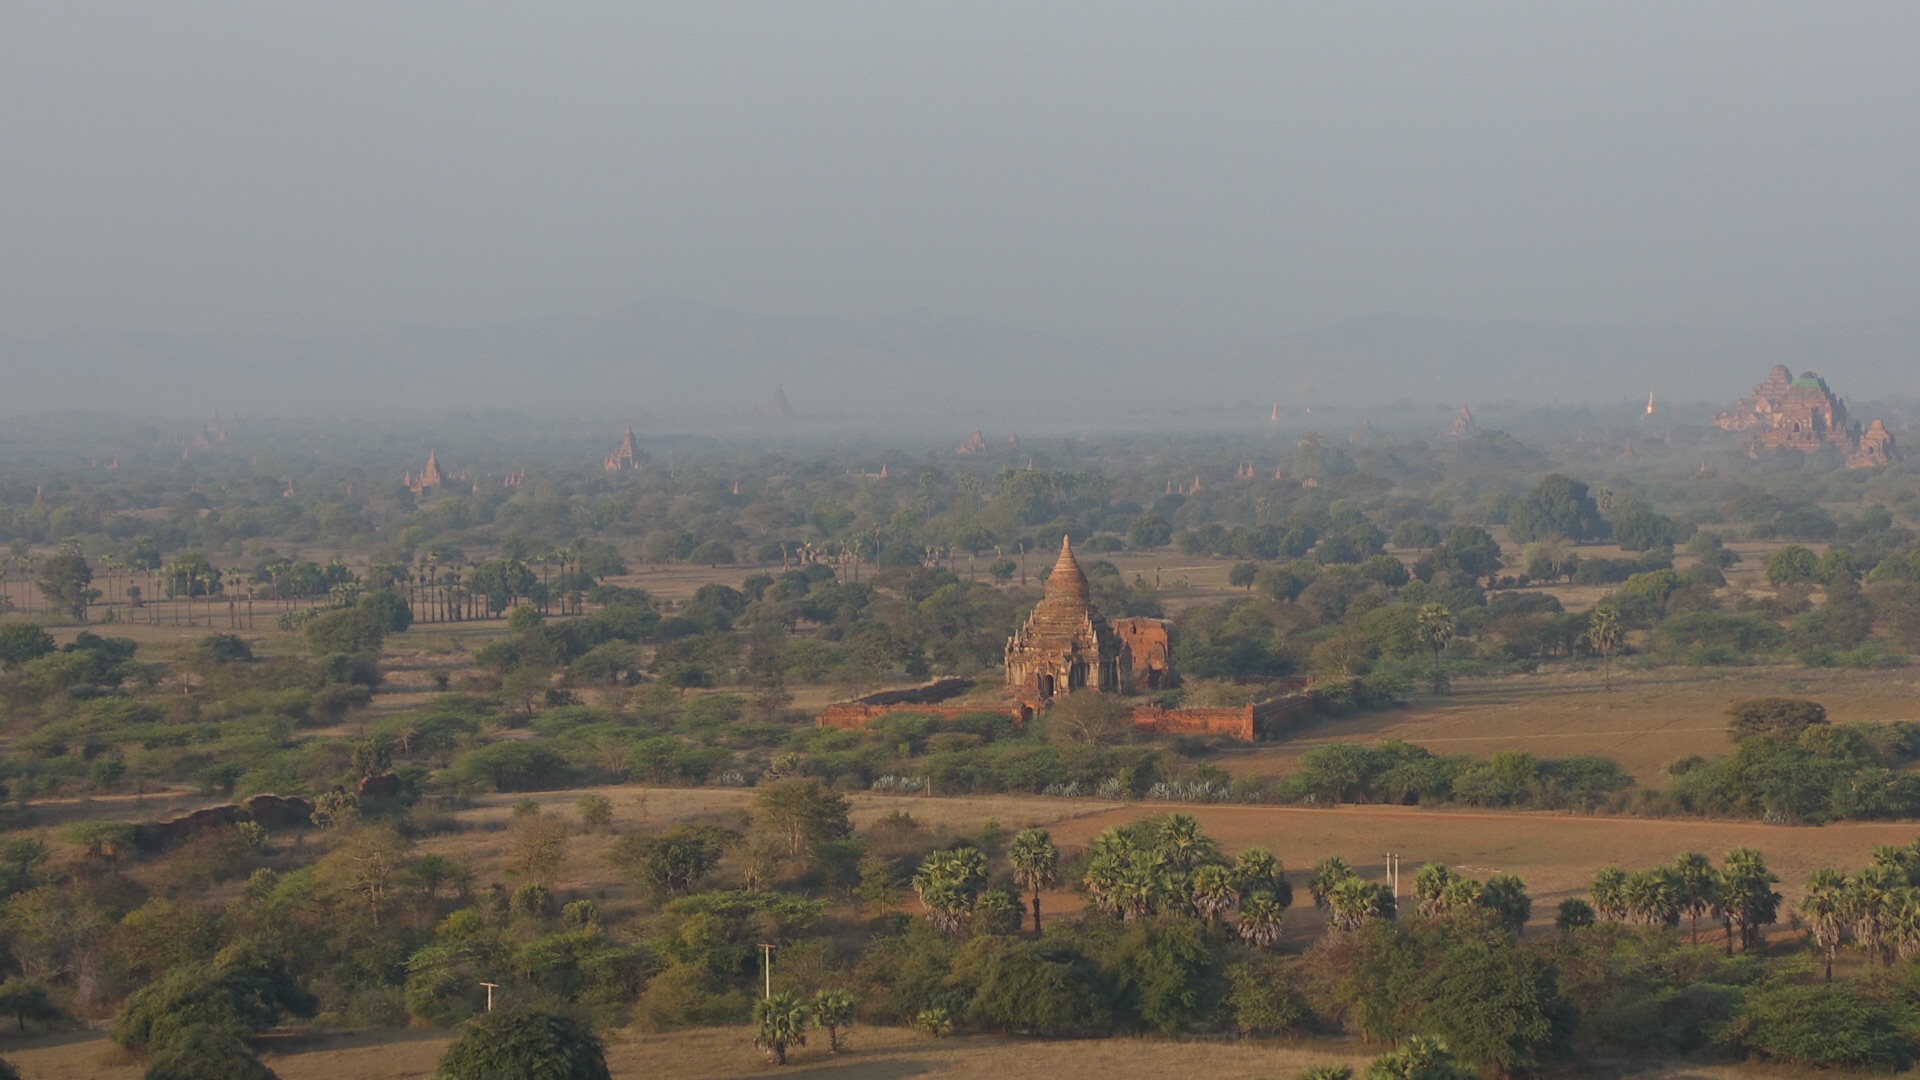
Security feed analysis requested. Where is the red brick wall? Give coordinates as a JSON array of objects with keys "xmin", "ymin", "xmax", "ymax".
[{"xmin": 816, "ymin": 693, "xmax": 1316, "ymax": 744}]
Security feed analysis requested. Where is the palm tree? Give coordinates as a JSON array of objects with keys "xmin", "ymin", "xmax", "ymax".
[
  {"xmin": 1237, "ymin": 892, "xmax": 1287, "ymax": 948},
  {"xmin": 1327, "ymin": 876, "xmax": 1393, "ymax": 931},
  {"xmin": 1152, "ymin": 813, "xmax": 1221, "ymax": 873},
  {"xmin": 1232, "ymin": 848, "xmax": 1289, "ymax": 906},
  {"xmin": 1721, "ymin": 847, "xmax": 1781, "ymax": 954},
  {"xmin": 1888, "ymin": 889, "xmax": 1920, "ymax": 963},
  {"xmin": 753, "ymin": 993, "xmax": 811, "ymax": 1066},
  {"xmin": 1007, "ymin": 828, "xmax": 1058, "ymax": 932},
  {"xmin": 1622, "ymin": 868, "xmax": 1680, "ymax": 927},
  {"xmin": 1801, "ymin": 868, "xmax": 1849, "ymax": 981},
  {"xmin": 1845, "ymin": 865, "xmax": 1903, "ymax": 967},
  {"xmin": 1308, "ymin": 856, "xmax": 1354, "ymax": 908},
  {"xmin": 1671, "ymin": 851, "xmax": 1721, "ymax": 944},
  {"xmin": 1590, "ymin": 866, "xmax": 1629, "ymax": 922},
  {"xmin": 1190, "ymin": 864, "xmax": 1237, "ymax": 927},
  {"xmin": 1415, "ymin": 603, "xmax": 1454, "ymax": 693},
  {"xmin": 1413, "ymin": 862, "xmax": 1458, "ymax": 917},
  {"xmin": 812, "ymin": 990, "xmax": 854, "ymax": 1053},
  {"xmin": 1588, "ymin": 605, "xmax": 1624, "ymax": 692},
  {"xmin": 912, "ymin": 848, "xmax": 986, "ymax": 934}
]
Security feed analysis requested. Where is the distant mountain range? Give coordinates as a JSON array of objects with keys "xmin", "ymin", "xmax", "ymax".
[{"xmin": 3, "ymin": 300, "xmax": 1914, "ymax": 429}]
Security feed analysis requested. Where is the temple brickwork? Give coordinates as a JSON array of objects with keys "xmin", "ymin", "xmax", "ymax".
[
  {"xmin": 1004, "ymin": 538, "xmax": 1131, "ymax": 700},
  {"xmin": 1714, "ymin": 367, "xmax": 1899, "ymax": 468},
  {"xmin": 1112, "ymin": 618, "xmax": 1174, "ymax": 691},
  {"xmin": 404, "ymin": 450, "xmax": 444, "ymax": 495},
  {"xmin": 604, "ymin": 428, "xmax": 643, "ymax": 471}
]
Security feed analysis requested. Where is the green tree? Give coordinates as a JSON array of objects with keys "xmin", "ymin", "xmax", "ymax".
[
  {"xmin": 754, "ymin": 993, "xmax": 811, "ymax": 1066},
  {"xmin": 143, "ymin": 1023, "xmax": 279, "ymax": 1080},
  {"xmin": 1007, "ymin": 828, "xmax": 1059, "ymax": 932},
  {"xmin": 0, "ymin": 978, "xmax": 60, "ymax": 1032},
  {"xmin": 750, "ymin": 778, "xmax": 852, "ymax": 862},
  {"xmin": 1507, "ymin": 474, "xmax": 1606, "ymax": 543},
  {"xmin": 113, "ymin": 961, "xmax": 315, "ymax": 1055},
  {"xmin": 812, "ymin": 989, "xmax": 855, "ymax": 1052},
  {"xmin": 604, "ymin": 824, "xmax": 735, "ymax": 899},
  {"xmin": 1726, "ymin": 983, "xmax": 1912, "ymax": 1070},
  {"xmin": 1128, "ymin": 512, "xmax": 1173, "ymax": 550},
  {"xmin": 0, "ymin": 623, "xmax": 55, "ymax": 667},
  {"xmin": 36, "ymin": 548, "xmax": 97, "ymax": 620},
  {"xmin": 1766, "ymin": 545, "xmax": 1820, "ymax": 586},
  {"xmin": 1726, "ymin": 696, "xmax": 1827, "ymax": 742},
  {"xmin": 1229, "ymin": 562, "xmax": 1259, "ymax": 590},
  {"xmin": 304, "ymin": 606, "xmax": 386, "ymax": 655},
  {"xmin": 1392, "ymin": 521, "xmax": 1442, "ymax": 550},
  {"xmin": 433, "ymin": 1009, "xmax": 610, "ymax": 1080}
]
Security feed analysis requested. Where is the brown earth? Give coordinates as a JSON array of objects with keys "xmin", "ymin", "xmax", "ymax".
[{"xmin": 0, "ymin": 1023, "xmax": 1847, "ymax": 1080}]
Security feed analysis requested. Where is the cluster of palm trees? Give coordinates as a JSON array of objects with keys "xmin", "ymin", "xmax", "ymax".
[
  {"xmin": 1306, "ymin": 855, "xmax": 1398, "ymax": 933},
  {"xmin": 372, "ymin": 547, "xmax": 594, "ymax": 625},
  {"xmin": 909, "ymin": 816, "xmax": 1319, "ymax": 950},
  {"xmin": 1801, "ymin": 840, "xmax": 1920, "ymax": 980},
  {"xmin": 1409, "ymin": 862, "xmax": 1531, "ymax": 931},
  {"xmin": 1, "ymin": 555, "xmax": 34, "ymax": 616},
  {"xmin": 1589, "ymin": 848, "xmax": 1781, "ymax": 952},
  {"xmin": 752, "ymin": 988, "xmax": 855, "ymax": 1066}
]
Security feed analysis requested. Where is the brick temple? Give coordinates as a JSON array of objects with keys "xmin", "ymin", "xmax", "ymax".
[{"xmin": 1712, "ymin": 366, "xmax": 1899, "ymax": 468}]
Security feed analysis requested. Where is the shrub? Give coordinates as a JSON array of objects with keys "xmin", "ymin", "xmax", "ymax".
[
  {"xmin": 1724, "ymin": 983, "xmax": 1916, "ymax": 1069},
  {"xmin": 433, "ymin": 1009, "xmax": 610, "ymax": 1080},
  {"xmin": 143, "ymin": 1023, "xmax": 279, "ymax": 1080},
  {"xmin": 1727, "ymin": 697, "xmax": 1827, "ymax": 742}
]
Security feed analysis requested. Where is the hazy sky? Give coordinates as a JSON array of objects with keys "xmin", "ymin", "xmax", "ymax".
[{"xmin": 5, "ymin": 2, "xmax": 1920, "ymax": 341}]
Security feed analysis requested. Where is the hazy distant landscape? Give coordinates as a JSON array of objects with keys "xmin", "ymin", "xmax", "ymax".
[
  {"xmin": 8, "ymin": 301, "xmax": 1920, "ymax": 424},
  {"xmin": 7, "ymin": 4, "xmax": 1920, "ymax": 1079}
]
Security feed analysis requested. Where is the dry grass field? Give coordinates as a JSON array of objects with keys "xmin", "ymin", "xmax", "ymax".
[
  {"xmin": 0, "ymin": 1022, "xmax": 1865, "ymax": 1080},
  {"xmin": 1224, "ymin": 665, "xmax": 1920, "ymax": 784}
]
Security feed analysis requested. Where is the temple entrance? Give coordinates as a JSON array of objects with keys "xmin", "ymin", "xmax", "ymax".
[
  {"xmin": 1068, "ymin": 662, "xmax": 1087, "ymax": 691},
  {"xmin": 1038, "ymin": 674, "xmax": 1055, "ymax": 699}
]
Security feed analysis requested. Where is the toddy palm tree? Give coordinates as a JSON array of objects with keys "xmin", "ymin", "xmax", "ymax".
[
  {"xmin": 1588, "ymin": 605, "xmax": 1624, "ymax": 692},
  {"xmin": 1189, "ymin": 864, "xmax": 1237, "ymax": 927},
  {"xmin": 1237, "ymin": 892, "xmax": 1287, "ymax": 948},
  {"xmin": 1671, "ymin": 851, "xmax": 1721, "ymax": 944},
  {"xmin": 1007, "ymin": 828, "xmax": 1058, "ymax": 932},
  {"xmin": 1415, "ymin": 603, "xmax": 1454, "ymax": 693},
  {"xmin": 754, "ymin": 992, "xmax": 811, "ymax": 1066},
  {"xmin": 812, "ymin": 989, "xmax": 855, "ymax": 1053},
  {"xmin": 1801, "ymin": 868, "xmax": 1848, "ymax": 980}
]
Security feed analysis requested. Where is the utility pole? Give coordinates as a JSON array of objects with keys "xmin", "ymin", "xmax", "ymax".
[
  {"xmin": 479, "ymin": 982, "xmax": 499, "ymax": 1012},
  {"xmin": 758, "ymin": 944, "xmax": 777, "ymax": 1000},
  {"xmin": 1384, "ymin": 853, "xmax": 1402, "ymax": 897}
]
